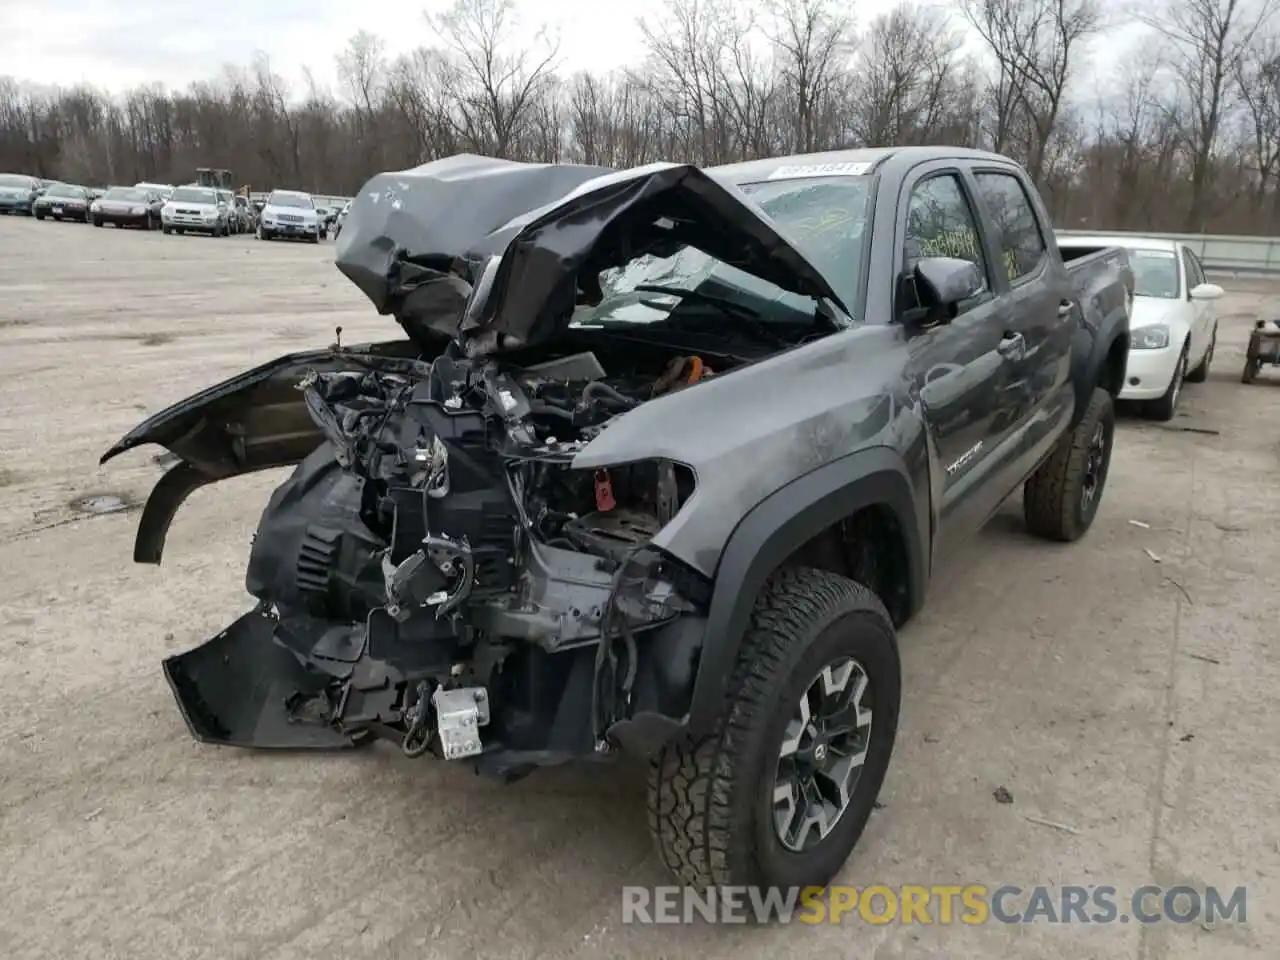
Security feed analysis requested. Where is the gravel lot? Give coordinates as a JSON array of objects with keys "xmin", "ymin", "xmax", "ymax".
[{"xmin": 1, "ymin": 216, "xmax": 1277, "ymax": 960}]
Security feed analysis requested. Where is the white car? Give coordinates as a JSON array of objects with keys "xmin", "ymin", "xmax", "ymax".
[
  {"xmin": 160, "ymin": 185, "xmax": 232, "ymax": 236},
  {"xmin": 1058, "ymin": 235, "xmax": 1223, "ymax": 420},
  {"xmin": 258, "ymin": 189, "xmax": 324, "ymax": 243}
]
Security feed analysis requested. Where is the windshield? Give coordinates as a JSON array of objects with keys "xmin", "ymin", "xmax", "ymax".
[
  {"xmin": 105, "ymin": 188, "xmax": 147, "ymax": 201},
  {"xmin": 269, "ymin": 193, "xmax": 313, "ymax": 209},
  {"xmin": 45, "ymin": 184, "xmax": 81, "ymax": 198},
  {"xmin": 1130, "ymin": 248, "xmax": 1180, "ymax": 299},
  {"xmin": 578, "ymin": 176, "xmax": 871, "ymax": 329},
  {"xmin": 0, "ymin": 174, "xmax": 35, "ymax": 188},
  {"xmin": 170, "ymin": 187, "xmax": 216, "ymax": 204}
]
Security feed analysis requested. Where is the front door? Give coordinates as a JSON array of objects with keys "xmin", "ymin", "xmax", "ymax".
[{"xmin": 897, "ymin": 167, "xmax": 1020, "ymax": 563}]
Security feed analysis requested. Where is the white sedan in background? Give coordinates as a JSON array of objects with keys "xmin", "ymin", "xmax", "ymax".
[{"xmin": 1058, "ymin": 235, "xmax": 1223, "ymax": 420}]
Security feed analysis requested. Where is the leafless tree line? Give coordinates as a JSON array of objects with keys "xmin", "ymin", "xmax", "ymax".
[{"xmin": 2, "ymin": 0, "xmax": 1279, "ymax": 234}]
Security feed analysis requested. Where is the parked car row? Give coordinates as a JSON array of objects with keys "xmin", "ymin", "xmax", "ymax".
[{"xmin": 3, "ymin": 174, "xmax": 335, "ymax": 243}]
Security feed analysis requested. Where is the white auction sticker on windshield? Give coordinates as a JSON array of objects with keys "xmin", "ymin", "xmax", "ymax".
[{"xmin": 767, "ymin": 161, "xmax": 872, "ymax": 180}]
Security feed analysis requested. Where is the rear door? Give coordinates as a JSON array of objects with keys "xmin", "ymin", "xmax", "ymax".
[
  {"xmin": 895, "ymin": 163, "xmax": 1022, "ymax": 560},
  {"xmin": 967, "ymin": 165, "xmax": 1076, "ymax": 487}
]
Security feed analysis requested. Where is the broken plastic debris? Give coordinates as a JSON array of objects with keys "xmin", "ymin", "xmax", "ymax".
[{"xmin": 1127, "ymin": 519, "xmax": 1151, "ymax": 529}]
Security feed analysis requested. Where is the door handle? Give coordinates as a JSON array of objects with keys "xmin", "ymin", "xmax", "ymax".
[
  {"xmin": 1058, "ymin": 300, "xmax": 1074, "ymax": 318},
  {"xmin": 997, "ymin": 332, "xmax": 1025, "ymax": 359}
]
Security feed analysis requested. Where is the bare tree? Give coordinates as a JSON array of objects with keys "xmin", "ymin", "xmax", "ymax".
[
  {"xmin": 962, "ymin": 0, "xmax": 1101, "ymax": 180},
  {"xmin": 429, "ymin": 0, "xmax": 560, "ymax": 158},
  {"xmin": 851, "ymin": 5, "xmax": 965, "ymax": 148},
  {"xmin": 1141, "ymin": 0, "xmax": 1278, "ymax": 229},
  {"xmin": 2, "ymin": 0, "xmax": 1280, "ymax": 234},
  {"xmin": 1235, "ymin": 31, "xmax": 1280, "ymax": 206},
  {"xmin": 766, "ymin": 0, "xmax": 854, "ymax": 153}
]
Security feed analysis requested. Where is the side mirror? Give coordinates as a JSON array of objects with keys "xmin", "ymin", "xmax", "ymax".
[
  {"xmin": 916, "ymin": 257, "xmax": 984, "ymax": 306},
  {"xmin": 1189, "ymin": 282, "xmax": 1223, "ymax": 301}
]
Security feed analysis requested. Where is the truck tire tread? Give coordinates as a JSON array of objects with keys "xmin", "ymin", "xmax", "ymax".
[
  {"xmin": 647, "ymin": 567, "xmax": 898, "ymax": 891},
  {"xmin": 1023, "ymin": 386, "xmax": 1114, "ymax": 542}
]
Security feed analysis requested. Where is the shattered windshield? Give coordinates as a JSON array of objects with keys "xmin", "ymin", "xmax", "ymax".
[
  {"xmin": 579, "ymin": 176, "xmax": 871, "ymax": 328},
  {"xmin": 1129, "ymin": 249, "xmax": 1180, "ymax": 300}
]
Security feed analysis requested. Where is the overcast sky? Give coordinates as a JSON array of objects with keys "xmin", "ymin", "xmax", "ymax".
[{"xmin": 0, "ymin": 0, "xmax": 1139, "ymax": 97}]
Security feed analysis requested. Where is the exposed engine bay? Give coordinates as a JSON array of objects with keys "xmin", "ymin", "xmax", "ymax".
[
  {"xmin": 109, "ymin": 155, "xmax": 854, "ymax": 779},
  {"xmin": 170, "ymin": 340, "xmax": 724, "ymax": 776}
]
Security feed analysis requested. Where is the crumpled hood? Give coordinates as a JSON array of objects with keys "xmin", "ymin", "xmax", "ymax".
[{"xmin": 335, "ymin": 154, "xmax": 849, "ymax": 353}]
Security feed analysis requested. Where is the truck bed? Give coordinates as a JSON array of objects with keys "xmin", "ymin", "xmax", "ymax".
[{"xmin": 1061, "ymin": 243, "xmax": 1134, "ymax": 329}]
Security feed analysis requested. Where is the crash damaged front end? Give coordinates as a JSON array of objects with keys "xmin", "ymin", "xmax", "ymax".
[
  {"xmin": 139, "ymin": 347, "xmax": 708, "ymax": 777},
  {"xmin": 103, "ymin": 156, "xmax": 851, "ymax": 778}
]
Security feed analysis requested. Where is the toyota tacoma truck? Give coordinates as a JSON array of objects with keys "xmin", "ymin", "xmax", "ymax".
[{"xmin": 101, "ymin": 148, "xmax": 1132, "ymax": 892}]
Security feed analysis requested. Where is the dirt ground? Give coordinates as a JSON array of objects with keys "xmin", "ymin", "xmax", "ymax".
[{"xmin": 1, "ymin": 216, "xmax": 1277, "ymax": 960}]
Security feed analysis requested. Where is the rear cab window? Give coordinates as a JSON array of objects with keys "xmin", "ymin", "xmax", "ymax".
[{"xmin": 972, "ymin": 171, "xmax": 1048, "ymax": 284}]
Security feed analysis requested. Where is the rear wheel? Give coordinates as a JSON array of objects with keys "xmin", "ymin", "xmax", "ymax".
[
  {"xmin": 647, "ymin": 568, "xmax": 900, "ymax": 890},
  {"xmin": 1024, "ymin": 386, "xmax": 1116, "ymax": 542}
]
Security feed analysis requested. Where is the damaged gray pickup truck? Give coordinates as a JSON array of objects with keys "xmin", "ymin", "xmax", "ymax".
[{"xmin": 102, "ymin": 147, "xmax": 1133, "ymax": 891}]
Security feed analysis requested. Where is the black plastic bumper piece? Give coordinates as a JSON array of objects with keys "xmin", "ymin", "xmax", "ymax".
[{"xmin": 161, "ymin": 607, "xmax": 361, "ymax": 750}]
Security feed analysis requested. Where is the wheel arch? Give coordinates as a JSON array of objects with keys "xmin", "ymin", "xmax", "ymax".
[{"xmin": 686, "ymin": 446, "xmax": 927, "ymax": 736}]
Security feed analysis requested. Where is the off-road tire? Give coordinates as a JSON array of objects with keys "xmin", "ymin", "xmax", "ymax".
[
  {"xmin": 1024, "ymin": 386, "xmax": 1115, "ymax": 542},
  {"xmin": 1185, "ymin": 329, "xmax": 1214, "ymax": 383},
  {"xmin": 647, "ymin": 567, "xmax": 901, "ymax": 891}
]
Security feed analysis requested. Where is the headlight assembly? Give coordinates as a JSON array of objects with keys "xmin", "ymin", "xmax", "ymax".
[{"xmin": 1131, "ymin": 324, "xmax": 1171, "ymax": 350}]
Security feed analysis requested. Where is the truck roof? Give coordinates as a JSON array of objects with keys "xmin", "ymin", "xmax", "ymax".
[{"xmin": 712, "ymin": 146, "xmax": 1020, "ymax": 183}]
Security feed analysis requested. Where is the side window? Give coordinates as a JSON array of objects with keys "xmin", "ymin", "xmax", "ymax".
[
  {"xmin": 905, "ymin": 174, "xmax": 989, "ymax": 287},
  {"xmin": 973, "ymin": 172, "xmax": 1047, "ymax": 283}
]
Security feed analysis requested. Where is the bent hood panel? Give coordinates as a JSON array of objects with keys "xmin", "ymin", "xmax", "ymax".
[
  {"xmin": 334, "ymin": 154, "xmax": 615, "ymax": 318},
  {"xmin": 100, "ymin": 340, "xmax": 420, "ymax": 477},
  {"xmin": 335, "ymin": 155, "xmax": 848, "ymax": 352},
  {"xmin": 461, "ymin": 163, "xmax": 849, "ymax": 350}
]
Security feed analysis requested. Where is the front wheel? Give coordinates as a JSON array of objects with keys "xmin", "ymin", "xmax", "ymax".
[
  {"xmin": 647, "ymin": 568, "xmax": 900, "ymax": 891},
  {"xmin": 1023, "ymin": 386, "xmax": 1116, "ymax": 542},
  {"xmin": 1145, "ymin": 343, "xmax": 1188, "ymax": 421},
  {"xmin": 1186, "ymin": 329, "xmax": 1214, "ymax": 383}
]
